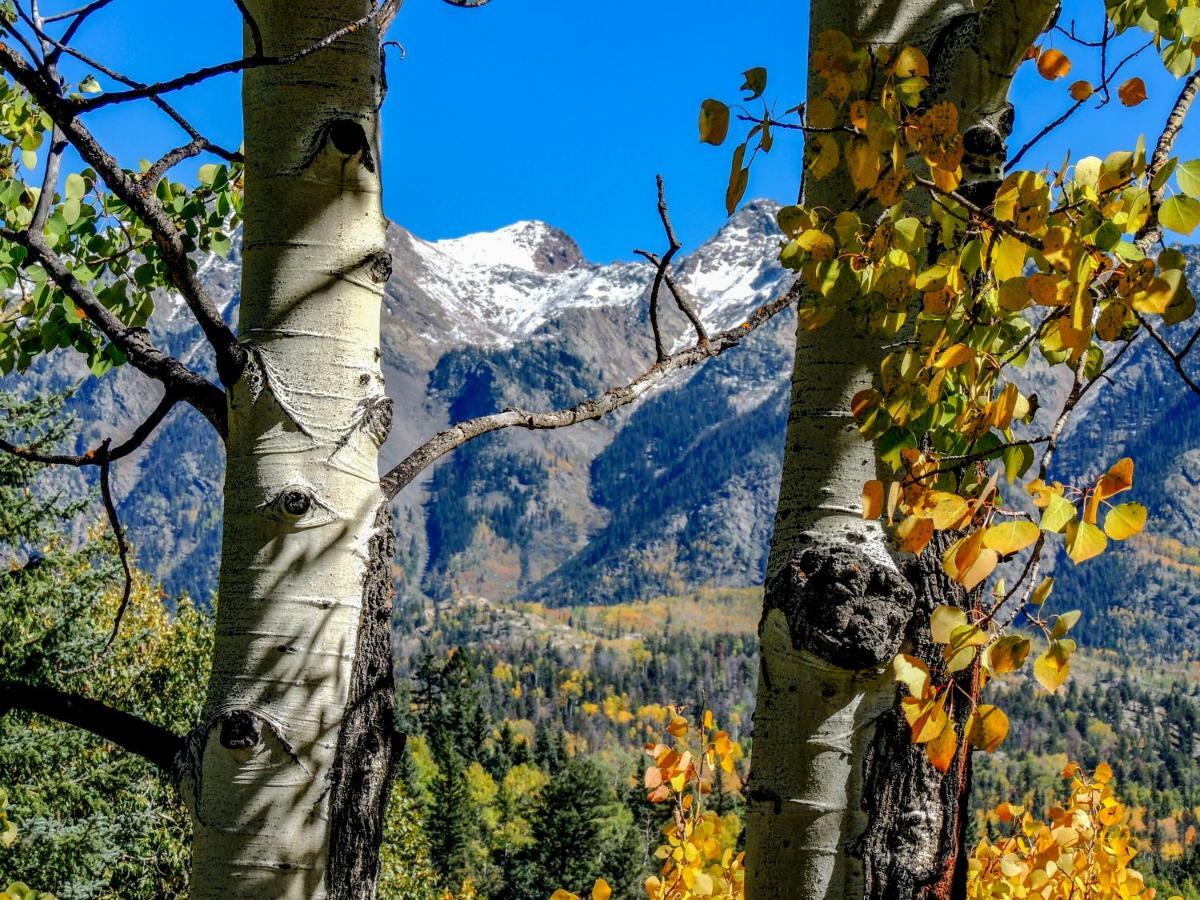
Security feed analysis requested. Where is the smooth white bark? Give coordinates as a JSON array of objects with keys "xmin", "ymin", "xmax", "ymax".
[{"xmin": 189, "ymin": 4, "xmax": 388, "ymax": 896}]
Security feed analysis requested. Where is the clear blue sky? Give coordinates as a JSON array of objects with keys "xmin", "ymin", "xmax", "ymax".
[{"xmin": 42, "ymin": 0, "xmax": 1200, "ymax": 260}]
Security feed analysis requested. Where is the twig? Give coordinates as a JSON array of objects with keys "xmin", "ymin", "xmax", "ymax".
[
  {"xmin": 0, "ymin": 389, "xmax": 180, "ymax": 467},
  {"xmin": 96, "ymin": 440, "xmax": 133, "ymax": 648},
  {"xmin": 1134, "ymin": 311, "xmax": 1200, "ymax": 395}
]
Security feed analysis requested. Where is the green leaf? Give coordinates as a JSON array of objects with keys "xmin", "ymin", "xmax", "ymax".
[
  {"xmin": 64, "ymin": 172, "xmax": 86, "ymax": 201},
  {"xmin": 1177, "ymin": 160, "xmax": 1200, "ymax": 198},
  {"xmin": 1159, "ymin": 194, "xmax": 1200, "ymax": 234}
]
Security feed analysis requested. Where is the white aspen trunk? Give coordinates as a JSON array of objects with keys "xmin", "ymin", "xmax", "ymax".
[
  {"xmin": 187, "ymin": 3, "xmax": 394, "ymax": 897},
  {"xmin": 745, "ymin": 2, "xmax": 1056, "ymax": 898}
]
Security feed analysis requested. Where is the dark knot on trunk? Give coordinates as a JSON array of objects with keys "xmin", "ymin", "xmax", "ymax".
[{"xmin": 764, "ymin": 541, "xmax": 915, "ymax": 670}]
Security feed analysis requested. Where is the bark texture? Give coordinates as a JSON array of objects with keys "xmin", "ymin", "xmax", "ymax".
[
  {"xmin": 188, "ymin": 3, "xmax": 392, "ymax": 897},
  {"xmin": 745, "ymin": 2, "xmax": 1056, "ymax": 898}
]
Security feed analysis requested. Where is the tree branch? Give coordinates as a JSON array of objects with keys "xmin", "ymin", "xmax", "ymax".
[
  {"xmin": 0, "ymin": 226, "xmax": 227, "ymax": 435},
  {"xmin": 381, "ymin": 279, "xmax": 802, "ymax": 499},
  {"xmin": 0, "ymin": 388, "xmax": 181, "ymax": 467},
  {"xmin": 0, "ymin": 681, "xmax": 183, "ymax": 774},
  {"xmin": 0, "ymin": 44, "xmax": 246, "ymax": 387},
  {"xmin": 1136, "ymin": 65, "xmax": 1200, "ymax": 253}
]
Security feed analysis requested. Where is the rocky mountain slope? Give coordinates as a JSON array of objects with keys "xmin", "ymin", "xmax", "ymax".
[{"xmin": 8, "ymin": 203, "xmax": 1199, "ymax": 651}]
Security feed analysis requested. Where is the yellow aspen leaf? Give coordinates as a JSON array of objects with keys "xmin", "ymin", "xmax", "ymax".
[
  {"xmin": 958, "ymin": 548, "xmax": 998, "ymax": 591},
  {"xmin": 893, "ymin": 653, "xmax": 931, "ymax": 697},
  {"xmin": 934, "ymin": 343, "xmax": 974, "ymax": 369},
  {"xmin": 1069, "ymin": 79, "xmax": 1094, "ymax": 101},
  {"xmin": 862, "ymin": 479, "xmax": 884, "ymax": 519},
  {"xmin": 928, "ymin": 492, "xmax": 970, "ymax": 530},
  {"xmin": 1126, "ymin": 275, "xmax": 1176, "ymax": 314},
  {"xmin": 806, "ymin": 96, "xmax": 837, "ymax": 129},
  {"xmin": 846, "ymin": 139, "xmax": 882, "ymax": 190},
  {"xmin": 992, "ymin": 235, "xmax": 1027, "ymax": 282},
  {"xmin": 1036, "ymin": 48, "xmax": 1071, "ymax": 80},
  {"xmin": 985, "ymin": 634, "xmax": 1032, "ymax": 675},
  {"xmin": 1031, "ymin": 577, "xmax": 1054, "ymax": 605},
  {"xmin": 698, "ymin": 99, "xmax": 730, "ymax": 145},
  {"xmin": 1034, "ymin": 640, "xmax": 1073, "ymax": 692},
  {"xmin": 904, "ymin": 693, "xmax": 949, "ymax": 743},
  {"xmin": 982, "ymin": 520, "xmax": 1040, "ymax": 555},
  {"xmin": 931, "ymin": 605, "xmax": 968, "ymax": 644},
  {"xmin": 1118, "ymin": 76, "xmax": 1148, "ymax": 106},
  {"xmin": 1028, "ymin": 273, "xmax": 1070, "ymax": 306},
  {"xmin": 886, "ymin": 481, "xmax": 902, "ymax": 523},
  {"xmin": 1066, "ymin": 519, "xmax": 1107, "ymax": 563},
  {"xmin": 591, "ymin": 878, "xmax": 612, "ymax": 900},
  {"xmin": 797, "ymin": 229, "xmax": 836, "ymax": 260},
  {"xmin": 1095, "ymin": 762, "xmax": 1113, "ymax": 783},
  {"xmin": 998, "ymin": 277, "xmax": 1032, "ymax": 311},
  {"xmin": 897, "ymin": 515, "xmax": 934, "ymax": 554},
  {"xmin": 892, "ymin": 45, "xmax": 929, "ymax": 78},
  {"xmin": 968, "ymin": 704, "xmax": 1010, "ymax": 752},
  {"xmin": 945, "ymin": 625, "xmax": 985, "ymax": 672},
  {"xmin": 1050, "ymin": 609, "xmax": 1080, "ymax": 638},
  {"xmin": 550, "ymin": 892, "xmax": 579, "ymax": 900},
  {"xmin": 1104, "ymin": 501, "xmax": 1147, "ymax": 540},
  {"xmin": 952, "ymin": 528, "xmax": 985, "ymax": 575},
  {"xmin": 926, "ymin": 718, "xmax": 958, "ymax": 772}
]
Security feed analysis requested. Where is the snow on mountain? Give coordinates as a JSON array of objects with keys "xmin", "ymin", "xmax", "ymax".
[{"xmin": 399, "ymin": 200, "xmax": 786, "ymax": 348}]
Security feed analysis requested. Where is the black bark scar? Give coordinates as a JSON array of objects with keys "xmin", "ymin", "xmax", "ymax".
[{"xmin": 763, "ymin": 542, "xmax": 915, "ymax": 670}]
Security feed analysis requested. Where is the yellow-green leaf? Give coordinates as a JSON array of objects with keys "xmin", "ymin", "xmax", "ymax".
[
  {"xmin": 1034, "ymin": 640, "xmax": 1074, "ymax": 692},
  {"xmin": 1104, "ymin": 501, "xmax": 1147, "ymax": 540},
  {"xmin": 1065, "ymin": 519, "xmax": 1107, "ymax": 564},
  {"xmin": 982, "ymin": 520, "xmax": 1040, "ymax": 555}
]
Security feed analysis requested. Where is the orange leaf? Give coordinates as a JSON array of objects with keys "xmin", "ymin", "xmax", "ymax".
[
  {"xmin": 1069, "ymin": 80, "xmax": 1094, "ymax": 101},
  {"xmin": 862, "ymin": 480, "xmax": 884, "ymax": 520},
  {"xmin": 1036, "ymin": 48, "xmax": 1071, "ymax": 80},
  {"xmin": 1118, "ymin": 77, "xmax": 1147, "ymax": 107}
]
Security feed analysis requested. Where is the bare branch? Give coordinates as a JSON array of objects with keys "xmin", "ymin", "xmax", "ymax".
[
  {"xmin": 232, "ymin": 0, "xmax": 263, "ymax": 56},
  {"xmin": 62, "ymin": 5, "xmax": 389, "ymax": 113},
  {"xmin": 381, "ymin": 279, "xmax": 802, "ymax": 500},
  {"xmin": 0, "ymin": 388, "xmax": 180, "ymax": 467},
  {"xmin": 0, "ymin": 681, "xmax": 183, "ymax": 774},
  {"xmin": 97, "ymin": 443, "xmax": 133, "ymax": 648},
  {"xmin": 1134, "ymin": 311, "xmax": 1200, "ymax": 395}
]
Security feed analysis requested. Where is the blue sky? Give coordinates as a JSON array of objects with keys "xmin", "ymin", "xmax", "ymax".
[{"xmin": 40, "ymin": 0, "xmax": 1200, "ymax": 260}]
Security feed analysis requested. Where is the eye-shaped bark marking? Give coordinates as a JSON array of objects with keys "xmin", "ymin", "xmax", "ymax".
[
  {"xmin": 219, "ymin": 710, "xmax": 263, "ymax": 750},
  {"xmin": 297, "ymin": 117, "xmax": 376, "ymax": 173},
  {"xmin": 257, "ymin": 484, "xmax": 339, "ymax": 528}
]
